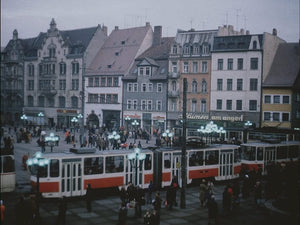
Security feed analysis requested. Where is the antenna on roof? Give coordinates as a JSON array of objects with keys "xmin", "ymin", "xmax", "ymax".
[
  {"xmin": 244, "ymin": 15, "xmax": 247, "ymax": 31},
  {"xmin": 235, "ymin": 8, "xmax": 241, "ymax": 30},
  {"xmin": 190, "ymin": 18, "xmax": 194, "ymax": 29}
]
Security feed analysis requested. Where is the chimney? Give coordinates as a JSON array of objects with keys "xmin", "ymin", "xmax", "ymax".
[
  {"xmin": 102, "ymin": 25, "xmax": 108, "ymax": 36},
  {"xmin": 272, "ymin": 28, "xmax": 277, "ymax": 36},
  {"xmin": 115, "ymin": 26, "xmax": 119, "ymax": 30},
  {"xmin": 146, "ymin": 22, "xmax": 150, "ymax": 27},
  {"xmin": 240, "ymin": 28, "xmax": 244, "ymax": 35},
  {"xmin": 246, "ymin": 30, "xmax": 250, "ymax": 35},
  {"xmin": 153, "ymin": 26, "xmax": 162, "ymax": 46},
  {"xmin": 13, "ymin": 29, "xmax": 18, "ymax": 40}
]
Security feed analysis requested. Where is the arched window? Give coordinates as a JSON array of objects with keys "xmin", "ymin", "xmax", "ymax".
[
  {"xmin": 191, "ymin": 99, "xmax": 197, "ymax": 112},
  {"xmin": 59, "ymin": 62, "xmax": 66, "ymax": 75},
  {"xmin": 193, "ymin": 44, "xmax": 199, "ymax": 55},
  {"xmin": 201, "ymin": 99, "xmax": 207, "ymax": 112},
  {"xmin": 201, "ymin": 79, "xmax": 207, "ymax": 93},
  {"xmin": 172, "ymin": 81, "xmax": 177, "ymax": 91},
  {"xmin": 202, "ymin": 44, "xmax": 209, "ymax": 55},
  {"xmin": 183, "ymin": 44, "xmax": 190, "ymax": 55},
  {"xmin": 192, "ymin": 80, "xmax": 197, "ymax": 93}
]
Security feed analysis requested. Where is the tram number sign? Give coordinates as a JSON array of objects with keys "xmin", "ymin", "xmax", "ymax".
[
  {"xmin": 176, "ymin": 162, "xmax": 181, "ymax": 168},
  {"xmin": 62, "ymin": 158, "xmax": 81, "ymax": 162}
]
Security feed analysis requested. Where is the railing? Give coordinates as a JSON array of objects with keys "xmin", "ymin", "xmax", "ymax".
[{"xmin": 168, "ymin": 72, "xmax": 180, "ymax": 79}]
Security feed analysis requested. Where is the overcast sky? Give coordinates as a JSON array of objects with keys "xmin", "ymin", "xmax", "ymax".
[{"xmin": 1, "ymin": 0, "xmax": 299, "ymax": 46}]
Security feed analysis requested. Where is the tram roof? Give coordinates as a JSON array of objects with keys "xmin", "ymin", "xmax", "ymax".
[
  {"xmin": 156, "ymin": 144, "xmax": 239, "ymax": 152},
  {"xmin": 241, "ymin": 141, "xmax": 300, "ymax": 147}
]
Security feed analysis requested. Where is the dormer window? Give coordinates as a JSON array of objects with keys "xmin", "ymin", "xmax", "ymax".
[
  {"xmin": 202, "ymin": 44, "xmax": 209, "ymax": 55},
  {"xmin": 108, "ymin": 65, "xmax": 112, "ymax": 69},
  {"xmin": 253, "ymin": 41, "xmax": 257, "ymax": 49},
  {"xmin": 139, "ymin": 67, "xmax": 144, "ymax": 76},
  {"xmin": 145, "ymin": 67, "xmax": 150, "ymax": 76},
  {"xmin": 193, "ymin": 45, "xmax": 199, "ymax": 55},
  {"xmin": 121, "ymin": 41, "xmax": 125, "ymax": 45},
  {"xmin": 172, "ymin": 45, "xmax": 177, "ymax": 54},
  {"xmin": 183, "ymin": 44, "xmax": 190, "ymax": 55}
]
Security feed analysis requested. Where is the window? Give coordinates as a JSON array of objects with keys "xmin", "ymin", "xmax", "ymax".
[
  {"xmin": 217, "ymin": 79, "xmax": 223, "ymax": 91},
  {"xmin": 192, "ymin": 62, "xmax": 198, "ymax": 73},
  {"xmin": 88, "ymin": 94, "xmax": 98, "ymax": 103},
  {"xmin": 226, "ymin": 100, "xmax": 232, "ymax": 110},
  {"xmin": 282, "ymin": 113, "xmax": 289, "ymax": 122},
  {"xmin": 147, "ymin": 100, "xmax": 152, "ymax": 110},
  {"xmin": 227, "ymin": 79, "xmax": 232, "ymax": 91},
  {"xmin": 250, "ymin": 58, "xmax": 258, "ymax": 70},
  {"xmin": 106, "ymin": 94, "xmax": 111, "ymax": 104},
  {"xmin": 249, "ymin": 100, "xmax": 257, "ymax": 111},
  {"xmin": 128, "ymin": 83, "xmax": 133, "ymax": 92},
  {"xmin": 28, "ymin": 80, "xmax": 34, "ymax": 90},
  {"xmin": 201, "ymin": 61, "xmax": 208, "ymax": 73},
  {"xmin": 201, "ymin": 99, "xmax": 207, "ymax": 113},
  {"xmin": 172, "ymin": 62, "xmax": 177, "ymax": 73},
  {"xmin": 133, "ymin": 83, "xmax": 138, "ymax": 92},
  {"xmin": 72, "ymin": 62, "xmax": 79, "ymax": 75},
  {"xmin": 145, "ymin": 67, "xmax": 150, "ymax": 76},
  {"xmin": 127, "ymin": 100, "xmax": 132, "ymax": 110},
  {"xmin": 49, "ymin": 48, "xmax": 56, "ymax": 58},
  {"xmin": 148, "ymin": 83, "xmax": 153, "ymax": 92},
  {"xmin": 183, "ymin": 62, "xmax": 189, "ymax": 73},
  {"xmin": 201, "ymin": 80, "xmax": 207, "ymax": 93},
  {"xmin": 59, "ymin": 96, "xmax": 65, "ymax": 107},
  {"xmin": 94, "ymin": 78, "xmax": 99, "ymax": 87},
  {"xmin": 28, "ymin": 96, "xmax": 34, "ymax": 107},
  {"xmin": 217, "ymin": 59, "xmax": 223, "ymax": 70},
  {"xmin": 144, "ymin": 154, "xmax": 152, "ymax": 170},
  {"xmin": 237, "ymin": 58, "xmax": 243, "ymax": 70},
  {"xmin": 101, "ymin": 77, "xmax": 106, "ymax": 86},
  {"xmin": 273, "ymin": 95, "xmax": 280, "ymax": 104},
  {"xmin": 164, "ymin": 153, "xmax": 171, "ymax": 168},
  {"xmin": 236, "ymin": 100, "xmax": 242, "ymax": 110},
  {"xmin": 202, "ymin": 44, "xmax": 209, "ymax": 55},
  {"xmin": 264, "ymin": 112, "xmax": 271, "ymax": 121},
  {"xmin": 172, "ymin": 81, "xmax": 177, "ymax": 91},
  {"xmin": 38, "ymin": 96, "xmax": 45, "ymax": 107},
  {"xmin": 264, "ymin": 95, "xmax": 271, "ymax": 103},
  {"xmin": 133, "ymin": 100, "xmax": 138, "ymax": 110},
  {"xmin": 59, "ymin": 63, "xmax": 66, "ymax": 75},
  {"xmin": 105, "ymin": 156, "xmax": 124, "ymax": 173},
  {"xmin": 191, "ymin": 99, "xmax": 197, "ymax": 112},
  {"xmin": 139, "ymin": 67, "xmax": 144, "ymax": 76},
  {"xmin": 88, "ymin": 78, "xmax": 93, "ymax": 87},
  {"xmin": 227, "ymin": 58, "xmax": 233, "ymax": 70},
  {"xmin": 189, "ymin": 151, "xmax": 203, "ymax": 166},
  {"xmin": 172, "ymin": 45, "xmax": 177, "ymax": 54},
  {"xmin": 141, "ymin": 100, "xmax": 146, "ymax": 110},
  {"xmin": 2, "ymin": 156, "xmax": 15, "ymax": 173},
  {"xmin": 59, "ymin": 80, "xmax": 66, "ymax": 90},
  {"xmin": 49, "ymin": 159, "xmax": 59, "ymax": 177},
  {"xmin": 142, "ymin": 83, "xmax": 147, "ymax": 92},
  {"xmin": 84, "ymin": 157, "xmax": 103, "ymax": 175},
  {"xmin": 100, "ymin": 94, "xmax": 105, "ymax": 103},
  {"xmin": 71, "ymin": 96, "xmax": 78, "ymax": 108},
  {"xmin": 72, "ymin": 79, "xmax": 79, "ymax": 90},
  {"xmin": 205, "ymin": 150, "xmax": 219, "ymax": 165},
  {"xmin": 171, "ymin": 99, "xmax": 177, "ymax": 111},
  {"xmin": 237, "ymin": 79, "xmax": 243, "ymax": 91},
  {"xmin": 113, "ymin": 77, "xmax": 119, "ymax": 86},
  {"xmin": 157, "ymin": 83, "xmax": 162, "ymax": 92},
  {"xmin": 107, "ymin": 77, "xmax": 112, "ymax": 86},
  {"xmin": 156, "ymin": 100, "xmax": 162, "ymax": 111},
  {"xmin": 112, "ymin": 94, "xmax": 118, "ymax": 104},
  {"xmin": 253, "ymin": 41, "xmax": 257, "ymax": 49},
  {"xmin": 250, "ymin": 78, "xmax": 258, "ymax": 91},
  {"xmin": 283, "ymin": 96, "xmax": 290, "ymax": 104},
  {"xmin": 192, "ymin": 80, "xmax": 197, "ymax": 93},
  {"xmin": 28, "ymin": 64, "xmax": 34, "ymax": 76},
  {"xmin": 183, "ymin": 44, "xmax": 190, "ymax": 54},
  {"xmin": 193, "ymin": 45, "xmax": 199, "ymax": 55},
  {"xmin": 217, "ymin": 99, "xmax": 222, "ymax": 110},
  {"xmin": 273, "ymin": 112, "xmax": 280, "ymax": 121}
]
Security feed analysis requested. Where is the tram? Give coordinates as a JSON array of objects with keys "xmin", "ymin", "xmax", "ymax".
[
  {"xmin": 154, "ymin": 144, "xmax": 240, "ymax": 188},
  {"xmin": 0, "ymin": 148, "xmax": 16, "ymax": 192},
  {"xmin": 240, "ymin": 141, "xmax": 300, "ymax": 173},
  {"xmin": 28, "ymin": 148, "xmax": 154, "ymax": 198}
]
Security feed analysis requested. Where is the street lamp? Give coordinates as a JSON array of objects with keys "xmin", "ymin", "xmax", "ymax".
[
  {"xmin": 20, "ymin": 114, "xmax": 27, "ymax": 127},
  {"xmin": 45, "ymin": 132, "xmax": 59, "ymax": 152},
  {"xmin": 38, "ymin": 112, "xmax": 44, "ymax": 128},
  {"xmin": 108, "ymin": 131, "xmax": 121, "ymax": 149},
  {"xmin": 131, "ymin": 120, "xmax": 140, "ymax": 142},
  {"xmin": 26, "ymin": 152, "xmax": 50, "ymax": 221},
  {"xmin": 162, "ymin": 129, "xmax": 174, "ymax": 147},
  {"xmin": 71, "ymin": 116, "xmax": 78, "ymax": 131},
  {"xmin": 244, "ymin": 121, "xmax": 253, "ymax": 143},
  {"xmin": 197, "ymin": 121, "xmax": 226, "ymax": 145},
  {"xmin": 125, "ymin": 116, "xmax": 131, "ymax": 130},
  {"xmin": 127, "ymin": 148, "xmax": 146, "ymax": 186},
  {"xmin": 77, "ymin": 113, "xmax": 84, "ymax": 146}
]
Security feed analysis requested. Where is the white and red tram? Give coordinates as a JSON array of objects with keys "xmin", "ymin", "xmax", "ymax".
[
  {"xmin": 28, "ymin": 148, "xmax": 154, "ymax": 198},
  {"xmin": 240, "ymin": 141, "xmax": 300, "ymax": 173},
  {"xmin": 154, "ymin": 144, "xmax": 241, "ymax": 188}
]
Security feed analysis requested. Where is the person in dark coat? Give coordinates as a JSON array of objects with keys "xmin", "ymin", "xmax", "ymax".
[
  {"xmin": 86, "ymin": 184, "xmax": 92, "ymax": 212},
  {"xmin": 118, "ymin": 202, "xmax": 127, "ymax": 225},
  {"xmin": 120, "ymin": 185, "xmax": 128, "ymax": 205},
  {"xmin": 254, "ymin": 181, "xmax": 262, "ymax": 206},
  {"xmin": 151, "ymin": 210, "xmax": 160, "ymax": 225},
  {"xmin": 222, "ymin": 187, "xmax": 231, "ymax": 215},
  {"xmin": 56, "ymin": 196, "xmax": 67, "ymax": 225},
  {"xmin": 207, "ymin": 195, "xmax": 218, "ymax": 225},
  {"xmin": 135, "ymin": 185, "xmax": 144, "ymax": 217}
]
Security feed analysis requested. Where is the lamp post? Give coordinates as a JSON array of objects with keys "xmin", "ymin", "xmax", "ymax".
[
  {"xmin": 162, "ymin": 129, "xmax": 174, "ymax": 147},
  {"xmin": 131, "ymin": 120, "xmax": 139, "ymax": 142},
  {"xmin": 45, "ymin": 132, "xmax": 59, "ymax": 152},
  {"xmin": 197, "ymin": 121, "xmax": 226, "ymax": 145},
  {"xmin": 77, "ymin": 113, "xmax": 84, "ymax": 146},
  {"xmin": 244, "ymin": 121, "xmax": 253, "ymax": 143},
  {"xmin": 125, "ymin": 116, "xmax": 131, "ymax": 130},
  {"xmin": 38, "ymin": 112, "xmax": 44, "ymax": 129},
  {"xmin": 127, "ymin": 148, "xmax": 146, "ymax": 186},
  {"xmin": 108, "ymin": 131, "xmax": 121, "ymax": 149},
  {"xmin": 26, "ymin": 152, "xmax": 50, "ymax": 221},
  {"xmin": 71, "ymin": 116, "xmax": 78, "ymax": 131},
  {"xmin": 20, "ymin": 114, "xmax": 27, "ymax": 127}
]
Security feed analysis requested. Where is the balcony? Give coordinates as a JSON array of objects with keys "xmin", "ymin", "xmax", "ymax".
[
  {"xmin": 168, "ymin": 90, "xmax": 179, "ymax": 98},
  {"xmin": 42, "ymin": 56, "xmax": 57, "ymax": 63},
  {"xmin": 168, "ymin": 72, "xmax": 180, "ymax": 79},
  {"xmin": 40, "ymin": 87, "xmax": 57, "ymax": 97}
]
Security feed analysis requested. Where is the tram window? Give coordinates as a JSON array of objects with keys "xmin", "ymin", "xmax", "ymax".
[
  {"xmin": 277, "ymin": 146, "xmax": 287, "ymax": 159},
  {"xmin": 205, "ymin": 150, "xmax": 219, "ymax": 165},
  {"xmin": 50, "ymin": 159, "xmax": 59, "ymax": 177},
  {"xmin": 257, "ymin": 147, "xmax": 263, "ymax": 160},
  {"xmin": 189, "ymin": 151, "xmax": 203, "ymax": 166},
  {"xmin": 2, "ymin": 156, "xmax": 15, "ymax": 173},
  {"xmin": 144, "ymin": 154, "xmax": 152, "ymax": 170},
  {"xmin": 242, "ymin": 146, "xmax": 255, "ymax": 161},
  {"xmin": 105, "ymin": 156, "xmax": 124, "ymax": 173},
  {"xmin": 288, "ymin": 145, "xmax": 299, "ymax": 158},
  {"xmin": 84, "ymin": 157, "xmax": 103, "ymax": 175},
  {"xmin": 234, "ymin": 148, "xmax": 241, "ymax": 163},
  {"xmin": 164, "ymin": 153, "xmax": 171, "ymax": 169}
]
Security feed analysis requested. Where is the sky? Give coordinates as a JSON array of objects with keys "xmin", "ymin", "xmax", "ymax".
[{"xmin": 1, "ymin": 0, "xmax": 299, "ymax": 46}]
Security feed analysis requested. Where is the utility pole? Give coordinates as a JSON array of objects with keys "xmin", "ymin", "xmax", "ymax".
[
  {"xmin": 180, "ymin": 78, "xmax": 187, "ymax": 209},
  {"xmin": 80, "ymin": 61, "xmax": 86, "ymax": 146}
]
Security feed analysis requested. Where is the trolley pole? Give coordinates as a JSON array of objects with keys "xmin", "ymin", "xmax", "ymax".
[{"xmin": 180, "ymin": 78, "xmax": 187, "ymax": 209}]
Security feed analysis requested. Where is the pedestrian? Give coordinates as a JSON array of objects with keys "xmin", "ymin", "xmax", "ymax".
[
  {"xmin": 118, "ymin": 202, "xmax": 127, "ymax": 225},
  {"xmin": 153, "ymin": 192, "xmax": 162, "ymax": 224},
  {"xmin": 1, "ymin": 200, "xmax": 5, "ymax": 225},
  {"xmin": 56, "ymin": 196, "xmax": 67, "ymax": 225},
  {"xmin": 138, "ymin": 141, "xmax": 142, "ymax": 148},
  {"xmin": 254, "ymin": 181, "xmax": 262, "ymax": 206},
  {"xmin": 135, "ymin": 185, "xmax": 144, "ymax": 217},
  {"xmin": 120, "ymin": 185, "xmax": 128, "ymax": 205},
  {"xmin": 86, "ymin": 184, "xmax": 92, "ymax": 212},
  {"xmin": 171, "ymin": 176, "xmax": 179, "ymax": 206},
  {"xmin": 207, "ymin": 195, "xmax": 218, "ymax": 225},
  {"xmin": 222, "ymin": 187, "xmax": 231, "ymax": 215},
  {"xmin": 144, "ymin": 209, "xmax": 152, "ymax": 225},
  {"xmin": 199, "ymin": 179, "xmax": 207, "ymax": 207},
  {"xmin": 166, "ymin": 185, "xmax": 174, "ymax": 210},
  {"xmin": 151, "ymin": 209, "xmax": 160, "ymax": 225},
  {"xmin": 147, "ymin": 180, "xmax": 153, "ymax": 204}
]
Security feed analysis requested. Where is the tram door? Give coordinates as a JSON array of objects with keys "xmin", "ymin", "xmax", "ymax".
[
  {"xmin": 61, "ymin": 159, "xmax": 82, "ymax": 197},
  {"xmin": 219, "ymin": 150, "xmax": 233, "ymax": 180},
  {"xmin": 125, "ymin": 159, "xmax": 144, "ymax": 187},
  {"xmin": 264, "ymin": 147, "xmax": 276, "ymax": 168},
  {"xmin": 172, "ymin": 152, "xmax": 182, "ymax": 186}
]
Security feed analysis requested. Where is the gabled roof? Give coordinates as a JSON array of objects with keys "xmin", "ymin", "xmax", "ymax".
[
  {"xmin": 263, "ymin": 43, "xmax": 300, "ymax": 88},
  {"xmin": 137, "ymin": 57, "xmax": 160, "ymax": 67},
  {"xmin": 86, "ymin": 25, "xmax": 152, "ymax": 76}
]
